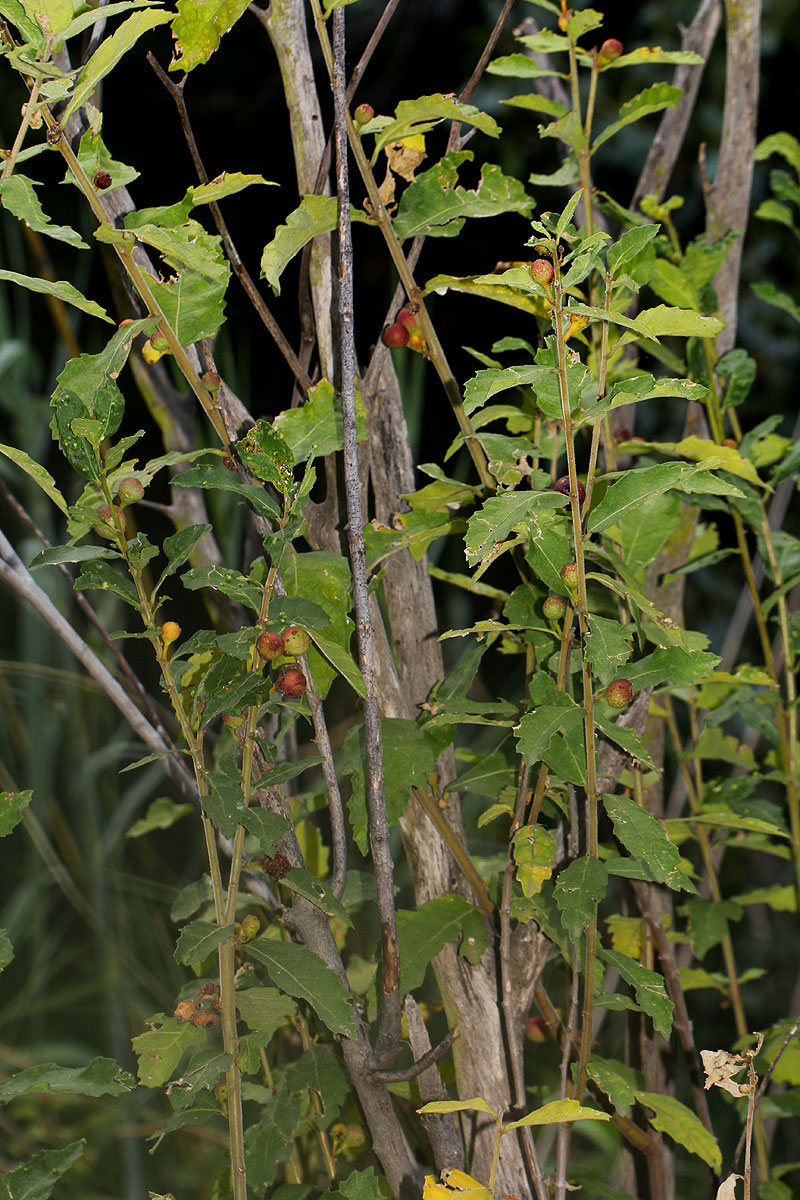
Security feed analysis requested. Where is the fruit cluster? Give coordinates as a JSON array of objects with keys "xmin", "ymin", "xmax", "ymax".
[
  {"xmin": 382, "ymin": 305, "xmax": 427, "ymax": 354},
  {"xmin": 256, "ymin": 626, "xmax": 310, "ymax": 698}
]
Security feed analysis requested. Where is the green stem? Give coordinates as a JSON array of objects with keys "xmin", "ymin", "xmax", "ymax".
[{"xmin": 2, "ymin": 63, "xmax": 47, "ymax": 179}]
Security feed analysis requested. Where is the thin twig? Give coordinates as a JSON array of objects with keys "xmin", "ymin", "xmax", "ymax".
[
  {"xmin": 332, "ymin": 5, "xmax": 401, "ymax": 1070},
  {"xmin": 733, "ymin": 1012, "xmax": 800, "ymax": 1168},
  {"xmin": 146, "ymin": 52, "xmax": 313, "ymax": 396},
  {"xmin": 371, "ymin": 1029, "xmax": 458, "ymax": 1083}
]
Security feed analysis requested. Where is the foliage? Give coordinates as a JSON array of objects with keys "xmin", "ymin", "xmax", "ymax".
[{"xmin": 0, "ymin": 2, "xmax": 798, "ymax": 1200}]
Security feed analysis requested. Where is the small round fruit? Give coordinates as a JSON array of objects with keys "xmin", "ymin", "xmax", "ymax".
[
  {"xmin": 560, "ymin": 562, "xmax": 579, "ymax": 592},
  {"xmin": 201, "ymin": 370, "xmax": 221, "ymax": 392},
  {"xmin": 93, "ymin": 169, "xmax": 112, "ymax": 189},
  {"xmin": 276, "ymin": 666, "xmax": 307, "ymax": 698},
  {"xmin": 605, "ymin": 679, "xmax": 634, "ymax": 709},
  {"xmin": 175, "ymin": 999, "xmax": 198, "ymax": 1022},
  {"xmin": 93, "ymin": 504, "xmax": 122, "ymax": 538},
  {"xmin": 117, "ymin": 476, "xmax": 144, "ymax": 505},
  {"xmin": 721, "ymin": 437, "xmax": 737, "ymax": 449},
  {"xmin": 543, "ymin": 595, "xmax": 567, "ymax": 621},
  {"xmin": 554, "ymin": 474, "xmax": 586, "ymax": 506},
  {"xmin": 240, "ymin": 914, "xmax": 260, "ymax": 941},
  {"xmin": 396, "ymin": 306, "xmax": 418, "ymax": 329},
  {"xmin": 283, "ymin": 626, "xmax": 311, "ymax": 656},
  {"xmin": 383, "ymin": 322, "xmax": 410, "ymax": 349},
  {"xmin": 353, "ymin": 102, "xmax": 374, "ymax": 129},
  {"xmin": 530, "ymin": 258, "xmax": 554, "ymax": 286},
  {"xmin": 598, "ymin": 37, "xmax": 623, "ymax": 65},
  {"xmin": 161, "ymin": 620, "xmax": 181, "ymax": 647},
  {"xmin": 257, "ymin": 630, "xmax": 285, "ymax": 661},
  {"xmin": 526, "ymin": 1016, "xmax": 547, "ymax": 1043},
  {"xmin": 614, "ymin": 427, "xmax": 632, "ymax": 443}
]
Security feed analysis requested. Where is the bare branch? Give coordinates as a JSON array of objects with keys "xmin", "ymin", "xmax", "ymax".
[
  {"xmin": 405, "ymin": 996, "xmax": 465, "ymax": 1172},
  {"xmin": 371, "ymin": 1027, "xmax": 458, "ymax": 1083}
]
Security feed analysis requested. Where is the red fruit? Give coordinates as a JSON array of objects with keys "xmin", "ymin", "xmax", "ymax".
[
  {"xmin": 526, "ymin": 1016, "xmax": 547, "ymax": 1043},
  {"xmin": 282, "ymin": 626, "xmax": 311, "ymax": 656},
  {"xmin": 257, "ymin": 630, "xmax": 285, "ymax": 661},
  {"xmin": 605, "ymin": 679, "xmax": 634, "ymax": 709},
  {"xmin": 93, "ymin": 169, "xmax": 112, "ymax": 189},
  {"xmin": 529, "ymin": 259, "xmax": 554, "ymax": 286},
  {"xmin": 598, "ymin": 38, "xmax": 623, "ymax": 65},
  {"xmin": 222, "ymin": 455, "xmax": 237, "ymax": 472},
  {"xmin": 560, "ymin": 562, "xmax": 579, "ymax": 592},
  {"xmin": 554, "ymin": 474, "xmax": 586, "ymax": 506},
  {"xmin": 614, "ymin": 427, "xmax": 632, "ymax": 443},
  {"xmin": 353, "ymin": 102, "xmax": 374, "ymax": 129},
  {"xmin": 396, "ymin": 306, "xmax": 418, "ymax": 329},
  {"xmin": 117, "ymin": 476, "xmax": 144, "ymax": 505},
  {"xmin": 383, "ymin": 322, "xmax": 410, "ymax": 349},
  {"xmin": 276, "ymin": 666, "xmax": 306, "ymax": 698},
  {"xmin": 543, "ymin": 595, "xmax": 567, "ymax": 621},
  {"xmin": 201, "ymin": 370, "xmax": 221, "ymax": 392}
]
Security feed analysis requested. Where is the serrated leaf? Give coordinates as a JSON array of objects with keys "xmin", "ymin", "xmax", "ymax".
[
  {"xmin": 245, "ymin": 1076, "xmax": 303, "ymax": 1192},
  {"xmin": 620, "ymin": 304, "xmax": 724, "ymax": 342},
  {"xmin": 173, "ymin": 920, "xmax": 234, "ymax": 965},
  {"xmin": 237, "ymin": 419, "xmax": 294, "ymax": 492},
  {"xmin": 512, "ymin": 824, "xmax": 558, "ymax": 898},
  {"xmin": 608, "ymin": 224, "xmax": 660, "ymax": 274},
  {"xmin": 247, "ymin": 940, "xmax": 357, "ymax": 1039},
  {"xmin": 241, "ymin": 809, "xmax": 289, "ymax": 856},
  {"xmin": 0, "ymin": 1141, "xmax": 85, "ymax": 1200},
  {"xmin": 0, "ymin": 176, "xmax": 87, "ymax": 248},
  {"xmin": 636, "ymin": 1091, "xmax": 721, "ymax": 1171},
  {"xmin": 393, "ymin": 153, "xmax": 534, "ymax": 242},
  {"xmin": 132, "ymin": 1018, "xmax": 207, "ymax": 1087},
  {"xmin": 554, "ymin": 857, "xmax": 608, "ymax": 938},
  {"xmin": 586, "ymin": 1056, "xmax": 642, "ymax": 1116},
  {"xmin": 281, "ymin": 869, "xmax": 352, "ymax": 926},
  {"xmin": 64, "ymin": 10, "xmax": 172, "ymax": 119},
  {"xmin": 602, "ymin": 950, "xmax": 673, "ymax": 1040},
  {"xmin": 262, "ymin": 197, "xmax": 356, "ymax": 296},
  {"xmin": 593, "ymin": 83, "xmax": 681, "ymax": 151},
  {"xmin": 515, "ymin": 702, "xmax": 581, "ymax": 765},
  {"xmin": 396, "ymin": 894, "xmax": 472, "ymax": 992},
  {"xmin": 588, "ymin": 462, "xmax": 738, "ymax": 533},
  {"xmin": 0, "ymin": 1057, "xmax": 134, "ymax": 1104},
  {"xmin": 173, "ymin": 461, "xmax": 279, "ymax": 520},
  {"xmin": 236, "ymin": 987, "xmax": 295, "ymax": 1037},
  {"xmin": 603, "ymin": 795, "xmax": 693, "ymax": 892},
  {"xmin": 683, "ymin": 898, "xmax": 743, "ymax": 959},
  {"xmin": 585, "ymin": 615, "xmax": 634, "ymax": 686},
  {"xmin": 465, "ymin": 490, "xmax": 563, "ymax": 564},
  {"xmin": 127, "ymin": 797, "xmax": 193, "ymax": 837},
  {"xmin": 182, "ymin": 563, "xmax": 262, "ymax": 611},
  {"xmin": 170, "ymin": 0, "xmax": 249, "ymax": 70},
  {"xmin": 505, "ymin": 1098, "xmax": 611, "ymax": 1130},
  {"xmin": 273, "ymin": 380, "xmax": 364, "ymax": 463},
  {"xmin": 149, "ymin": 267, "xmax": 227, "ymax": 346},
  {"xmin": 0, "ymin": 269, "xmax": 111, "ymax": 321},
  {"xmin": 73, "ymin": 560, "xmax": 140, "ymax": 607}
]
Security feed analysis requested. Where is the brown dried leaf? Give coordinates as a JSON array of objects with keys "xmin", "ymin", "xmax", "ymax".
[{"xmin": 716, "ymin": 1173, "xmax": 743, "ymax": 1200}]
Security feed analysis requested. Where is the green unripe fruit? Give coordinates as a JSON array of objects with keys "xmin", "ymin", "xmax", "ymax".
[
  {"xmin": 353, "ymin": 102, "xmax": 374, "ymax": 129},
  {"xmin": 201, "ymin": 370, "xmax": 221, "ymax": 393},
  {"xmin": 117, "ymin": 477, "xmax": 144, "ymax": 505},
  {"xmin": 240, "ymin": 914, "xmax": 260, "ymax": 941},
  {"xmin": 543, "ymin": 595, "xmax": 567, "ymax": 621},
  {"xmin": 560, "ymin": 562, "xmax": 579, "ymax": 592},
  {"xmin": 282, "ymin": 626, "xmax": 311, "ymax": 656},
  {"xmin": 598, "ymin": 38, "xmax": 623, "ymax": 65},
  {"xmin": 604, "ymin": 679, "xmax": 634, "ymax": 709}
]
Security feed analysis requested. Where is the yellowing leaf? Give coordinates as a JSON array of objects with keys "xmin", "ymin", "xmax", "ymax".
[{"xmin": 504, "ymin": 1099, "xmax": 612, "ymax": 1130}]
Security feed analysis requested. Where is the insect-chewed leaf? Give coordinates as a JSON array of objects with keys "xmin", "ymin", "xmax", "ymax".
[
  {"xmin": 171, "ymin": 0, "xmax": 250, "ymax": 72},
  {"xmin": 237, "ymin": 420, "xmax": 294, "ymax": 493},
  {"xmin": 0, "ymin": 1141, "xmax": 85, "ymax": 1200},
  {"xmin": 603, "ymin": 794, "xmax": 694, "ymax": 892},
  {"xmin": 0, "ymin": 1057, "xmax": 134, "ymax": 1103}
]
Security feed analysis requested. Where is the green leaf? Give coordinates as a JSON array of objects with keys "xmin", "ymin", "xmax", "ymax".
[
  {"xmin": 202, "ymin": 756, "xmax": 246, "ymax": 838},
  {"xmin": 261, "ymin": 196, "xmax": 338, "ymax": 296},
  {"xmin": 371, "ymin": 94, "xmax": 499, "ymax": 158},
  {"xmin": 465, "ymin": 490, "xmax": 564, "ymax": 564},
  {"xmin": 237, "ymin": 419, "xmax": 294, "ymax": 493},
  {"xmin": 0, "ymin": 1058, "xmax": 134, "ymax": 1104},
  {"xmin": 127, "ymin": 797, "xmax": 193, "ymax": 837},
  {"xmin": 174, "ymin": 920, "xmax": 235, "ymax": 965},
  {"xmin": 0, "ymin": 790, "xmax": 33, "ymax": 837},
  {"xmin": 132, "ymin": 1016, "xmax": 207, "ymax": 1087},
  {"xmin": 683, "ymin": 898, "xmax": 743, "ymax": 959},
  {"xmin": 620, "ymin": 646, "xmax": 720, "ymax": 691},
  {"xmin": 241, "ymin": 809, "xmax": 290, "ymax": 856},
  {"xmin": 423, "ymin": 268, "xmax": 550, "ymax": 317},
  {"xmin": 635, "ymin": 1091, "xmax": 721, "ymax": 1171},
  {"xmin": 752, "ymin": 283, "xmax": 800, "ymax": 325},
  {"xmin": 273, "ymin": 380, "xmax": 364, "ymax": 463},
  {"xmin": 588, "ymin": 462, "xmax": 738, "ymax": 534},
  {"xmin": 307, "ymin": 631, "xmax": 366, "ymax": 699},
  {"xmin": 393, "ymin": 153, "xmax": 534, "ymax": 242},
  {"xmin": 173, "ymin": 461, "xmax": 280, "ymax": 520},
  {"xmin": 396, "ymin": 894, "xmax": 472, "ymax": 992},
  {"xmin": 30, "ymin": 544, "xmax": 119, "ymax": 570},
  {"xmin": 586, "ymin": 1056, "xmax": 642, "ymax": 1116},
  {"xmin": 247, "ymin": 939, "xmax": 357, "ymax": 1039},
  {"xmin": 418, "ymin": 1097, "xmax": 498, "ymax": 1118},
  {"xmin": 281, "ymin": 869, "xmax": 352, "ymax": 926},
  {"xmin": 64, "ymin": 9, "xmax": 172, "ymax": 119},
  {"xmin": 182, "ymin": 563, "xmax": 263, "ymax": 612},
  {"xmin": 756, "ymin": 131, "xmax": 800, "ymax": 176},
  {"xmin": 343, "ymin": 719, "xmax": 439, "ymax": 854},
  {"xmin": 603, "ymin": 795, "xmax": 693, "ymax": 892},
  {"xmin": 284, "ymin": 1044, "xmax": 350, "ymax": 1128},
  {"xmin": 73, "ymin": 560, "xmax": 140, "ymax": 608},
  {"xmin": 515, "ymin": 701, "xmax": 580, "ymax": 764},
  {"xmin": 0, "ymin": 176, "xmax": 87, "ymax": 248},
  {"xmin": 245, "ymin": 1077, "xmax": 303, "ymax": 1191},
  {"xmin": 584, "ymin": 615, "xmax": 634, "ymax": 686},
  {"xmin": 0, "ymin": 269, "xmax": 111, "ymax": 322},
  {"xmin": 0, "ymin": 930, "xmax": 13, "ymax": 973},
  {"xmin": 593, "ymin": 83, "xmax": 681, "ymax": 151},
  {"xmin": 512, "ymin": 825, "xmax": 558, "ymax": 898},
  {"xmin": 619, "ymin": 304, "xmax": 724, "ymax": 342},
  {"xmin": 0, "ymin": 1141, "xmax": 85, "ymax": 1200},
  {"xmin": 603, "ymin": 48, "xmax": 704, "ymax": 69},
  {"xmin": 602, "ymin": 950, "xmax": 673, "ymax": 1040},
  {"xmin": 191, "ymin": 171, "xmax": 273, "ymax": 204},
  {"xmin": 554, "ymin": 857, "xmax": 608, "ymax": 938},
  {"xmin": 0, "ymin": 444, "xmax": 67, "ymax": 514},
  {"xmin": 505, "ymin": 1099, "xmax": 611, "ymax": 1130},
  {"xmin": 608, "ymin": 224, "xmax": 660, "ymax": 274},
  {"xmin": 154, "ymin": 524, "xmax": 213, "ymax": 594},
  {"xmin": 236, "ymin": 987, "xmax": 295, "ymax": 1038},
  {"xmin": 488, "ymin": 53, "xmax": 562, "ymax": 79},
  {"xmin": 280, "ymin": 551, "xmax": 354, "ymax": 700},
  {"xmin": 0, "ymin": 0, "xmax": 47, "ymax": 47},
  {"xmin": 150, "ymin": 267, "xmax": 227, "ymax": 346}
]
